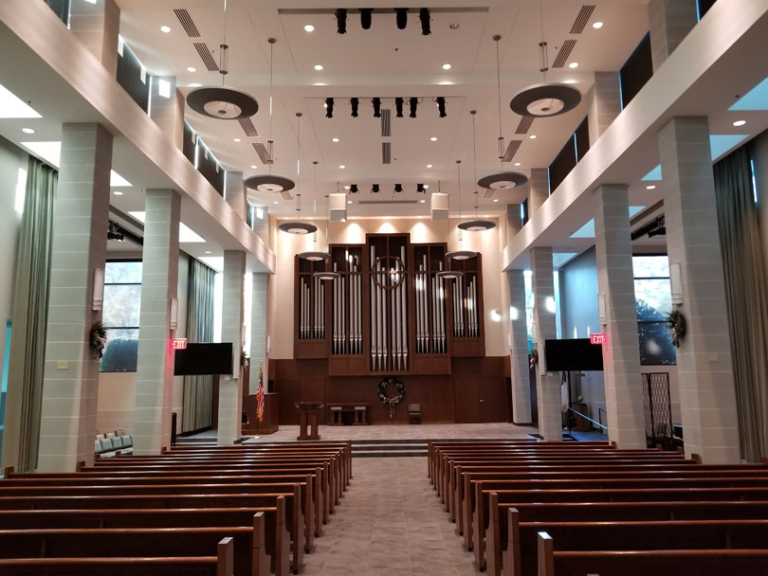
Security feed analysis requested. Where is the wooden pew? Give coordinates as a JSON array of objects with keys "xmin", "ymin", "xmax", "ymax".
[
  {"xmin": 0, "ymin": 536, "xmax": 235, "ymax": 576},
  {"xmin": 536, "ymin": 532, "xmax": 768, "ymax": 576}
]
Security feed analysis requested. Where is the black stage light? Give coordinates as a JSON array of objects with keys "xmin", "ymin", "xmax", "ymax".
[
  {"xmin": 335, "ymin": 9, "xmax": 347, "ymax": 34},
  {"xmin": 350, "ymin": 184, "xmax": 359, "ymax": 194},
  {"xmin": 417, "ymin": 183, "xmax": 425, "ymax": 193},
  {"xmin": 360, "ymin": 8, "xmax": 373, "ymax": 30},
  {"xmin": 350, "ymin": 97, "xmax": 359, "ymax": 118},
  {"xmin": 436, "ymin": 97, "xmax": 446, "ymax": 118},
  {"xmin": 372, "ymin": 183, "xmax": 380, "ymax": 193},
  {"xmin": 409, "ymin": 97, "xmax": 418, "ymax": 118},
  {"xmin": 325, "ymin": 98, "xmax": 334, "ymax": 118},
  {"xmin": 394, "ymin": 183, "xmax": 403, "ymax": 193},
  {"xmin": 419, "ymin": 8, "xmax": 431, "ymax": 35},
  {"xmin": 395, "ymin": 8, "xmax": 408, "ymax": 30},
  {"xmin": 372, "ymin": 97, "xmax": 381, "ymax": 118},
  {"xmin": 395, "ymin": 97, "xmax": 404, "ymax": 118}
]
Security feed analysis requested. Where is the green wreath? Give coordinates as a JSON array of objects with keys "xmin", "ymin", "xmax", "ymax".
[{"xmin": 378, "ymin": 377, "xmax": 405, "ymax": 418}]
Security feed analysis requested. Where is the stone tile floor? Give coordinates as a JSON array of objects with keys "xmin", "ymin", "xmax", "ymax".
[{"xmin": 303, "ymin": 457, "xmax": 482, "ymax": 576}]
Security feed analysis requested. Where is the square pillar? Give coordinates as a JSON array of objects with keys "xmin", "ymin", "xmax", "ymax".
[
  {"xmin": 588, "ymin": 72, "xmax": 622, "ymax": 144},
  {"xmin": 218, "ymin": 250, "xmax": 246, "ymax": 445},
  {"xmin": 507, "ymin": 203, "xmax": 522, "ymax": 241},
  {"xmin": 508, "ymin": 270, "xmax": 532, "ymax": 424},
  {"xmin": 133, "ymin": 189, "xmax": 181, "ymax": 455},
  {"xmin": 38, "ymin": 123, "xmax": 113, "ymax": 471},
  {"xmin": 249, "ymin": 273, "xmax": 269, "ymax": 394},
  {"xmin": 648, "ymin": 0, "xmax": 698, "ymax": 72},
  {"xmin": 528, "ymin": 169, "xmax": 549, "ymax": 216},
  {"xmin": 225, "ymin": 171, "xmax": 248, "ymax": 221},
  {"xmin": 593, "ymin": 184, "xmax": 647, "ymax": 448},
  {"xmin": 69, "ymin": 0, "xmax": 120, "ymax": 76},
  {"xmin": 659, "ymin": 116, "xmax": 740, "ymax": 463},
  {"xmin": 530, "ymin": 247, "xmax": 562, "ymax": 441},
  {"xmin": 149, "ymin": 77, "xmax": 185, "ymax": 152}
]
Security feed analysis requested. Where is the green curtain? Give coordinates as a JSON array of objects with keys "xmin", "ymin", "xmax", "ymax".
[
  {"xmin": 181, "ymin": 257, "xmax": 216, "ymax": 433},
  {"xmin": 2, "ymin": 157, "xmax": 57, "ymax": 471},
  {"xmin": 714, "ymin": 146, "xmax": 768, "ymax": 461}
]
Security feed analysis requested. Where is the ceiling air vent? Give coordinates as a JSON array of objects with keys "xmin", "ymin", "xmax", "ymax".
[
  {"xmin": 359, "ymin": 200, "xmax": 418, "ymax": 205},
  {"xmin": 252, "ymin": 143, "xmax": 272, "ymax": 164},
  {"xmin": 194, "ymin": 43, "xmax": 219, "ymax": 72},
  {"xmin": 381, "ymin": 109, "xmax": 391, "ymax": 137},
  {"xmin": 174, "ymin": 9, "xmax": 201, "ymax": 37},
  {"xmin": 515, "ymin": 116, "xmax": 534, "ymax": 134},
  {"xmin": 570, "ymin": 5, "xmax": 596, "ymax": 34},
  {"xmin": 280, "ymin": 191, "xmax": 293, "ymax": 201},
  {"xmin": 552, "ymin": 39, "xmax": 577, "ymax": 68},
  {"xmin": 239, "ymin": 117, "xmax": 259, "ymax": 137},
  {"xmin": 503, "ymin": 140, "xmax": 522, "ymax": 162},
  {"xmin": 382, "ymin": 142, "xmax": 392, "ymax": 164}
]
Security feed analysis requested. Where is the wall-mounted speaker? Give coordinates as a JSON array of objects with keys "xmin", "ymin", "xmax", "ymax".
[
  {"xmin": 329, "ymin": 193, "xmax": 348, "ymax": 222},
  {"xmin": 430, "ymin": 193, "xmax": 449, "ymax": 221}
]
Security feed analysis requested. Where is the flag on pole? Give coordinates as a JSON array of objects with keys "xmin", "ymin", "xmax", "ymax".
[{"xmin": 256, "ymin": 360, "xmax": 265, "ymax": 423}]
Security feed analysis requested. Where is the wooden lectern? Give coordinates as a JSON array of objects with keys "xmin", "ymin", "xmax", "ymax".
[{"xmin": 295, "ymin": 402, "xmax": 323, "ymax": 440}]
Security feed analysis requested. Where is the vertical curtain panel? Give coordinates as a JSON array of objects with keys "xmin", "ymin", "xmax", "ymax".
[
  {"xmin": 1, "ymin": 158, "xmax": 57, "ymax": 472},
  {"xmin": 181, "ymin": 257, "xmax": 216, "ymax": 433},
  {"xmin": 714, "ymin": 146, "xmax": 768, "ymax": 461}
]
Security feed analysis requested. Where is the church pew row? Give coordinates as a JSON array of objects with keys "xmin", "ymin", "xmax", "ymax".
[
  {"xmin": 495, "ymin": 502, "xmax": 768, "ymax": 576},
  {"xmin": 536, "ymin": 532, "xmax": 768, "ymax": 576},
  {"xmin": 0, "ymin": 536, "xmax": 235, "ymax": 576}
]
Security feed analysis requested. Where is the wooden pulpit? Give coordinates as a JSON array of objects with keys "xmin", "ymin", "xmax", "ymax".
[{"xmin": 295, "ymin": 402, "xmax": 323, "ymax": 440}]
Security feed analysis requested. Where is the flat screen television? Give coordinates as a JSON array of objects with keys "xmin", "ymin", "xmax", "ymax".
[
  {"xmin": 544, "ymin": 338, "xmax": 604, "ymax": 372},
  {"xmin": 174, "ymin": 343, "xmax": 233, "ymax": 376}
]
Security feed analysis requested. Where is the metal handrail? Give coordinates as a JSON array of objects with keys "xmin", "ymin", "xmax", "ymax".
[
  {"xmin": 569, "ymin": 407, "xmax": 607, "ymax": 431},
  {"xmin": 598, "ymin": 407, "xmax": 607, "ymax": 429}
]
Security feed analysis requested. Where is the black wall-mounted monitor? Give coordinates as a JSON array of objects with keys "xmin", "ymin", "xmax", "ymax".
[
  {"xmin": 174, "ymin": 342, "xmax": 233, "ymax": 376},
  {"xmin": 544, "ymin": 338, "xmax": 604, "ymax": 372}
]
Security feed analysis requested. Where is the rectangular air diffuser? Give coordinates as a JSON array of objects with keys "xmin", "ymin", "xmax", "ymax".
[
  {"xmin": 329, "ymin": 193, "xmax": 348, "ymax": 222},
  {"xmin": 430, "ymin": 193, "xmax": 449, "ymax": 222}
]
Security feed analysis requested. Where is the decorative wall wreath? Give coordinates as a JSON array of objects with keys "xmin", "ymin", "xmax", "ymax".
[
  {"xmin": 529, "ymin": 348, "xmax": 539, "ymax": 371},
  {"xmin": 378, "ymin": 377, "xmax": 405, "ymax": 418},
  {"xmin": 667, "ymin": 310, "xmax": 687, "ymax": 349},
  {"xmin": 90, "ymin": 321, "xmax": 108, "ymax": 360}
]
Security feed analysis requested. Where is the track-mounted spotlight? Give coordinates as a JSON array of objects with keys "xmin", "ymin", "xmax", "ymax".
[
  {"xmin": 417, "ymin": 183, "xmax": 426, "ymax": 193},
  {"xmin": 372, "ymin": 97, "xmax": 381, "ymax": 118},
  {"xmin": 335, "ymin": 9, "xmax": 347, "ymax": 34},
  {"xmin": 372, "ymin": 183, "xmax": 380, "ymax": 194},
  {"xmin": 360, "ymin": 8, "xmax": 373, "ymax": 30},
  {"xmin": 395, "ymin": 8, "xmax": 408, "ymax": 30},
  {"xmin": 350, "ymin": 184, "xmax": 359, "ymax": 194},
  {"xmin": 419, "ymin": 8, "xmax": 431, "ymax": 35},
  {"xmin": 395, "ymin": 97, "xmax": 404, "ymax": 118},
  {"xmin": 436, "ymin": 97, "xmax": 446, "ymax": 118},
  {"xmin": 394, "ymin": 183, "xmax": 403, "ymax": 193},
  {"xmin": 325, "ymin": 98, "xmax": 334, "ymax": 118},
  {"xmin": 350, "ymin": 97, "xmax": 359, "ymax": 118},
  {"xmin": 409, "ymin": 97, "xmax": 418, "ymax": 118}
]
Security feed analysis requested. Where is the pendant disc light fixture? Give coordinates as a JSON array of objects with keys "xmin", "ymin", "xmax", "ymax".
[
  {"xmin": 279, "ymin": 113, "xmax": 317, "ymax": 235},
  {"xmin": 509, "ymin": 1, "xmax": 581, "ymax": 118},
  {"xmin": 246, "ymin": 38, "xmax": 296, "ymax": 195},
  {"xmin": 299, "ymin": 161, "xmax": 330, "ymax": 261},
  {"xmin": 187, "ymin": 0, "xmax": 258, "ymax": 120},
  {"xmin": 447, "ymin": 159, "xmax": 477, "ymax": 261},
  {"xmin": 459, "ymin": 111, "xmax": 496, "ymax": 232}
]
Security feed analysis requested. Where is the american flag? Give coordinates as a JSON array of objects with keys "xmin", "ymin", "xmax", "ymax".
[{"xmin": 256, "ymin": 360, "xmax": 265, "ymax": 423}]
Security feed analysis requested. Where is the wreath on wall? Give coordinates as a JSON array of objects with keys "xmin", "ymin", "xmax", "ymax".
[
  {"xmin": 378, "ymin": 377, "xmax": 405, "ymax": 418},
  {"xmin": 90, "ymin": 321, "xmax": 108, "ymax": 359},
  {"xmin": 667, "ymin": 310, "xmax": 687, "ymax": 349}
]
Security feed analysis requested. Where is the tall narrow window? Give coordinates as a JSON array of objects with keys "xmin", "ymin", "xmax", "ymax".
[
  {"xmin": 100, "ymin": 261, "xmax": 142, "ymax": 372},
  {"xmin": 633, "ymin": 255, "xmax": 676, "ymax": 365}
]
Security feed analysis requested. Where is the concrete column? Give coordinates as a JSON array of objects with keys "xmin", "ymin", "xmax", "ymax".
[
  {"xmin": 506, "ymin": 203, "xmax": 522, "ymax": 241},
  {"xmin": 149, "ymin": 77, "xmax": 185, "ymax": 152},
  {"xmin": 133, "ymin": 189, "xmax": 180, "ymax": 455},
  {"xmin": 249, "ymin": 273, "xmax": 269, "ymax": 394},
  {"xmin": 659, "ymin": 116, "xmax": 740, "ymax": 463},
  {"xmin": 69, "ymin": 0, "xmax": 120, "ymax": 76},
  {"xmin": 588, "ymin": 72, "xmax": 622, "ymax": 144},
  {"xmin": 593, "ymin": 184, "xmax": 647, "ymax": 448},
  {"xmin": 253, "ymin": 206, "xmax": 270, "ymax": 246},
  {"xmin": 38, "ymin": 123, "xmax": 113, "ymax": 471},
  {"xmin": 508, "ymin": 270, "xmax": 532, "ymax": 424},
  {"xmin": 225, "ymin": 172, "xmax": 248, "ymax": 221},
  {"xmin": 530, "ymin": 247, "xmax": 562, "ymax": 441},
  {"xmin": 218, "ymin": 250, "xmax": 246, "ymax": 445},
  {"xmin": 528, "ymin": 169, "xmax": 549, "ymax": 216},
  {"xmin": 648, "ymin": 0, "xmax": 698, "ymax": 72}
]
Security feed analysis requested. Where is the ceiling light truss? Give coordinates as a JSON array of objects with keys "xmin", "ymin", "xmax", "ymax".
[{"xmin": 322, "ymin": 96, "xmax": 445, "ymax": 119}]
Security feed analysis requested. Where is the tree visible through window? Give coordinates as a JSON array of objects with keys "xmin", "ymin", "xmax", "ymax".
[
  {"xmin": 100, "ymin": 261, "xmax": 142, "ymax": 372},
  {"xmin": 633, "ymin": 255, "xmax": 676, "ymax": 366}
]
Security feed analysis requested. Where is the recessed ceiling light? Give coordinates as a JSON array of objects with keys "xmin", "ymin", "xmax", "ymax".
[
  {"xmin": 304, "ymin": 24, "xmax": 315, "ymax": 32},
  {"xmin": 332, "ymin": 137, "xmax": 339, "ymax": 142},
  {"xmin": 314, "ymin": 64, "xmax": 324, "ymax": 71},
  {"xmin": 563, "ymin": 79, "xmax": 578, "ymax": 85},
  {"xmin": 205, "ymin": 250, "xmax": 212, "ymax": 254},
  {"xmin": 251, "ymin": 165, "xmax": 257, "ymax": 169},
  {"xmin": 442, "ymin": 63, "xmax": 452, "ymax": 70},
  {"xmin": 161, "ymin": 25, "xmax": 171, "ymax": 33},
  {"xmin": 188, "ymin": 83, "xmax": 202, "ymax": 87},
  {"xmin": 339, "ymin": 165, "xmax": 345, "ymax": 169},
  {"xmin": 424, "ymin": 185, "xmax": 429, "ymax": 189},
  {"xmin": 493, "ymin": 199, "xmax": 499, "ymax": 202},
  {"xmin": 21, "ymin": 127, "xmax": 35, "ymax": 134},
  {"xmin": 234, "ymin": 138, "xmax": 241, "ymax": 142},
  {"xmin": 430, "ymin": 137, "xmax": 438, "ymax": 142},
  {"xmin": 569, "ymin": 62, "xmax": 579, "ymax": 69},
  {"xmin": 592, "ymin": 22, "xmax": 604, "ymax": 29},
  {"xmin": 646, "ymin": 185, "xmax": 657, "ymax": 190},
  {"xmin": 426, "ymin": 164, "xmax": 433, "ymax": 168},
  {"xmin": 187, "ymin": 66, "xmax": 196, "ymax": 73},
  {"xmin": 514, "ymin": 162, "xmax": 522, "ymax": 166},
  {"xmin": 347, "ymin": 200, "xmax": 353, "ymax": 205},
  {"xmin": 274, "ymin": 201, "xmax": 279, "ymax": 204},
  {"xmin": 113, "ymin": 190, "xmax": 124, "ymax": 196},
  {"xmin": 529, "ymin": 135, "xmax": 537, "ymax": 139},
  {"xmin": 420, "ymin": 199, "xmax": 426, "ymax": 203},
  {"xmin": 733, "ymin": 120, "xmax": 747, "ymax": 127}
]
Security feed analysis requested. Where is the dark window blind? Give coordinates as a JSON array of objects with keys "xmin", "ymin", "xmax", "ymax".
[{"xmin": 620, "ymin": 33, "xmax": 653, "ymax": 109}]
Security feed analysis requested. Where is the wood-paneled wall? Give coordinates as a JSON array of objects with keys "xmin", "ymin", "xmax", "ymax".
[{"xmin": 272, "ymin": 357, "xmax": 511, "ymax": 425}]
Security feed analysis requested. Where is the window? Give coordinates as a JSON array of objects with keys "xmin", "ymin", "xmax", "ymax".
[
  {"xmin": 100, "ymin": 261, "xmax": 142, "ymax": 372},
  {"xmin": 633, "ymin": 255, "xmax": 676, "ymax": 366},
  {"xmin": 523, "ymin": 270, "xmax": 561, "ymax": 353}
]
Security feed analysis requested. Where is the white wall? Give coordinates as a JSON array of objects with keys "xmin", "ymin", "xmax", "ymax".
[{"xmin": 269, "ymin": 216, "xmax": 507, "ymax": 359}]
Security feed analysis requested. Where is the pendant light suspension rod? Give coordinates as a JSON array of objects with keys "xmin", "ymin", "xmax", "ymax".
[
  {"xmin": 470, "ymin": 110, "xmax": 479, "ymax": 217},
  {"xmin": 456, "ymin": 160, "xmax": 464, "ymax": 247},
  {"xmin": 295, "ymin": 112, "xmax": 302, "ymax": 213},
  {"xmin": 219, "ymin": 0, "xmax": 228, "ymax": 83},
  {"xmin": 313, "ymin": 161, "xmax": 318, "ymax": 249},
  {"xmin": 267, "ymin": 38, "xmax": 276, "ymax": 168},
  {"xmin": 494, "ymin": 35, "xmax": 505, "ymax": 161},
  {"xmin": 538, "ymin": 0, "xmax": 548, "ymax": 81}
]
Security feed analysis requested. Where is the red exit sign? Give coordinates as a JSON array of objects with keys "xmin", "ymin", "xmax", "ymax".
[
  {"xmin": 171, "ymin": 338, "xmax": 188, "ymax": 350},
  {"xmin": 590, "ymin": 334, "xmax": 608, "ymax": 345}
]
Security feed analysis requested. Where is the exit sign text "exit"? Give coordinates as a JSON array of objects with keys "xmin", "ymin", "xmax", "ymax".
[{"xmin": 590, "ymin": 334, "xmax": 608, "ymax": 345}]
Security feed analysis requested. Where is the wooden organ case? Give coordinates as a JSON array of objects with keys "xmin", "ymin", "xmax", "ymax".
[{"xmin": 294, "ymin": 233, "xmax": 485, "ymax": 375}]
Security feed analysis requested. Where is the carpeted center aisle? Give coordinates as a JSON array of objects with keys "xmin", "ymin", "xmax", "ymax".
[{"xmin": 304, "ymin": 457, "xmax": 481, "ymax": 576}]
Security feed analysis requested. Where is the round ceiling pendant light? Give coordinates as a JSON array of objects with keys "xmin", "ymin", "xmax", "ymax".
[
  {"xmin": 279, "ymin": 113, "xmax": 316, "ymax": 235},
  {"xmin": 458, "ymin": 219, "xmax": 496, "ymax": 232},
  {"xmin": 445, "ymin": 250, "xmax": 477, "ymax": 261},
  {"xmin": 314, "ymin": 271, "xmax": 341, "ymax": 281},
  {"xmin": 437, "ymin": 270, "xmax": 464, "ymax": 281},
  {"xmin": 478, "ymin": 171, "xmax": 528, "ymax": 190},
  {"xmin": 299, "ymin": 161, "xmax": 330, "ymax": 261},
  {"xmin": 447, "ymin": 159, "xmax": 478, "ymax": 261},
  {"xmin": 186, "ymin": 0, "xmax": 258, "ymax": 120},
  {"xmin": 461, "ymin": 110, "xmax": 495, "ymax": 232},
  {"xmin": 278, "ymin": 221, "xmax": 317, "ymax": 235}
]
